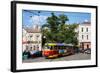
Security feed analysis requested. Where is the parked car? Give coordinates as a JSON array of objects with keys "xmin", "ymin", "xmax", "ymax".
[
  {"xmin": 30, "ymin": 50, "xmax": 42, "ymax": 58},
  {"xmin": 23, "ymin": 51, "xmax": 31, "ymax": 60},
  {"xmin": 84, "ymin": 48, "xmax": 91, "ymax": 54},
  {"xmin": 79, "ymin": 49, "xmax": 85, "ymax": 53}
]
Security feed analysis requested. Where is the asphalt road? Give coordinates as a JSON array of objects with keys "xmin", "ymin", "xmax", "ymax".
[{"xmin": 23, "ymin": 53, "xmax": 91, "ymax": 63}]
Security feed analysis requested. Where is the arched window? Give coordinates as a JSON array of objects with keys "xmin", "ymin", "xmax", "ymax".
[
  {"xmin": 87, "ymin": 44, "xmax": 89, "ymax": 49},
  {"xmin": 82, "ymin": 35, "xmax": 84, "ymax": 39},
  {"xmin": 87, "ymin": 35, "xmax": 88, "ymax": 40},
  {"xmin": 86, "ymin": 27, "xmax": 88, "ymax": 32},
  {"xmin": 81, "ymin": 27, "xmax": 83, "ymax": 32}
]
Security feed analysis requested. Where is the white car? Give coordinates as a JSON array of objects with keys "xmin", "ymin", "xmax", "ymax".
[{"xmin": 84, "ymin": 48, "xmax": 91, "ymax": 54}]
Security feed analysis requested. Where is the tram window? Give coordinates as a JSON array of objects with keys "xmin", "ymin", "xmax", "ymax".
[
  {"xmin": 48, "ymin": 46, "xmax": 51, "ymax": 49},
  {"xmin": 63, "ymin": 46, "xmax": 65, "ymax": 49},
  {"xmin": 44, "ymin": 46, "xmax": 48, "ymax": 49},
  {"xmin": 61, "ymin": 46, "xmax": 63, "ymax": 49},
  {"xmin": 50, "ymin": 46, "xmax": 53, "ymax": 50},
  {"xmin": 59, "ymin": 46, "xmax": 61, "ymax": 49},
  {"xmin": 54, "ymin": 46, "xmax": 57, "ymax": 50},
  {"xmin": 62, "ymin": 46, "xmax": 63, "ymax": 49},
  {"xmin": 60, "ymin": 46, "xmax": 62, "ymax": 49},
  {"xmin": 65, "ymin": 47, "xmax": 68, "ymax": 50},
  {"xmin": 57, "ymin": 46, "xmax": 59, "ymax": 49}
]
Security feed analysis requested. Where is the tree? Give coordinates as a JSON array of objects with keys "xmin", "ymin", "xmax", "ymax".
[
  {"xmin": 59, "ymin": 14, "xmax": 69, "ymax": 25},
  {"xmin": 64, "ymin": 24, "xmax": 78, "ymax": 45},
  {"xmin": 42, "ymin": 13, "xmax": 60, "ymax": 43},
  {"xmin": 42, "ymin": 12, "xmax": 78, "ymax": 46},
  {"xmin": 46, "ymin": 13, "xmax": 60, "ymax": 33}
]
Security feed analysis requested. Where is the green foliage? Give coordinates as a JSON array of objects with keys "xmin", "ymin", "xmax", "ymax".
[
  {"xmin": 59, "ymin": 13, "xmax": 69, "ymax": 25},
  {"xmin": 42, "ymin": 12, "xmax": 78, "ymax": 46}
]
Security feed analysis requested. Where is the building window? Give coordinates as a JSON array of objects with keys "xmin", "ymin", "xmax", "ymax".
[
  {"xmin": 36, "ymin": 45, "xmax": 39, "ymax": 50},
  {"xmin": 29, "ymin": 35, "xmax": 33, "ymax": 38},
  {"xmin": 82, "ymin": 35, "xmax": 84, "ymax": 39},
  {"xmin": 86, "ymin": 27, "xmax": 88, "ymax": 32},
  {"xmin": 36, "ymin": 35, "xmax": 39, "ymax": 39},
  {"xmin": 87, "ymin": 35, "xmax": 88, "ymax": 40},
  {"xmin": 33, "ymin": 45, "xmax": 36, "ymax": 50},
  {"xmin": 81, "ymin": 27, "xmax": 83, "ymax": 32},
  {"xmin": 30, "ymin": 46, "xmax": 32, "ymax": 50},
  {"xmin": 29, "ymin": 35, "xmax": 33, "ymax": 41},
  {"xmin": 26, "ymin": 45, "xmax": 28, "ymax": 50}
]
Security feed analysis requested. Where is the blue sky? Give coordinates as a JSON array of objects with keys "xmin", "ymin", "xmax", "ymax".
[{"xmin": 22, "ymin": 10, "xmax": 91, "ymax": 27}]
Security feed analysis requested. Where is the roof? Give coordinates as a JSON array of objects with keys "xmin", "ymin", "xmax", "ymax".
[
  {"xmin": 81, "ymin": 22, "xmax": 91, "ymax": 25},
  {"xmin": 45, "ymin": 43, "xmax": 73, "ymax": 46},
  {"xmin": 82, "ymin": 22, "xmax": 91, "ymax": 24},
  {"xmin": 23, "ymin": 26, "xmax": 41, "ymax": 33}
]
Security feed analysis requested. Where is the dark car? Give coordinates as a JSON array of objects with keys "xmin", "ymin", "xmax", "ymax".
[
  {"xmin": 23, "ymin": 51, "xmax": 31, "ymax": 60},
  {"xmin": 30, "ymin": 50, "xmax": 42, "ymax": 58}
]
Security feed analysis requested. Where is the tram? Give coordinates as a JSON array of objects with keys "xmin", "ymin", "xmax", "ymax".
[{"xmin": 42, "ymin": 43, "xmax": 75, "ymax": 58}]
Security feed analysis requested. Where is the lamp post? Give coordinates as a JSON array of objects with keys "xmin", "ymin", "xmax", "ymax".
[{"xmin": 42, "ymin": 36, "xmax": 46, "ymax": 47}]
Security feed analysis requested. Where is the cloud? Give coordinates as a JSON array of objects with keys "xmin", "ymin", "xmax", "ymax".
[
  {"xmin": 30, "ymin": 15, "xmax": 48, "ymax": 25},
  {"xmin": 39, "ymin": 15, "xmax": 48, "ymax": 24}
]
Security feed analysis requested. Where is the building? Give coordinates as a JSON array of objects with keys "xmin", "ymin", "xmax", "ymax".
[
  {"xmin": 22, "ymin": 28, "xmax": 28, "ymax": 52},
  {"xmin": 77, "ymin": 21, "xmax": 91, "ymax": 50},
  {"xmin": 22, "ymin": 25, "xmax": 42, "ymax": 52}
]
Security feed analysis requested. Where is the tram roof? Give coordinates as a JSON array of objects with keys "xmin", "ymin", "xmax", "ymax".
[{"xmin": 45, "ymin": 43, "xmax": 73, "ymax": 46}]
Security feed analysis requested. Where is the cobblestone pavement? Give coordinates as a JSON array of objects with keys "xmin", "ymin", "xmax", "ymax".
[{"xmin": 23, "ymin": 53, "xmax": 91, "ymax": 63}]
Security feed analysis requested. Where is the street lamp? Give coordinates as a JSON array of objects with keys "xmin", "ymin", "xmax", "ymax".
[
  {"xmin": 43, "ymin": 36, "xmax": 46, "ymax": 39},
  {"xmin": 42, "ymin": 36, "xmax": 46, "ymax": 47}
]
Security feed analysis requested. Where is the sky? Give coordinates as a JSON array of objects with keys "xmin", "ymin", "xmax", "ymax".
[{"xmin": 22, "ymin": 10, "xmax": 91, "ymax": 28}]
